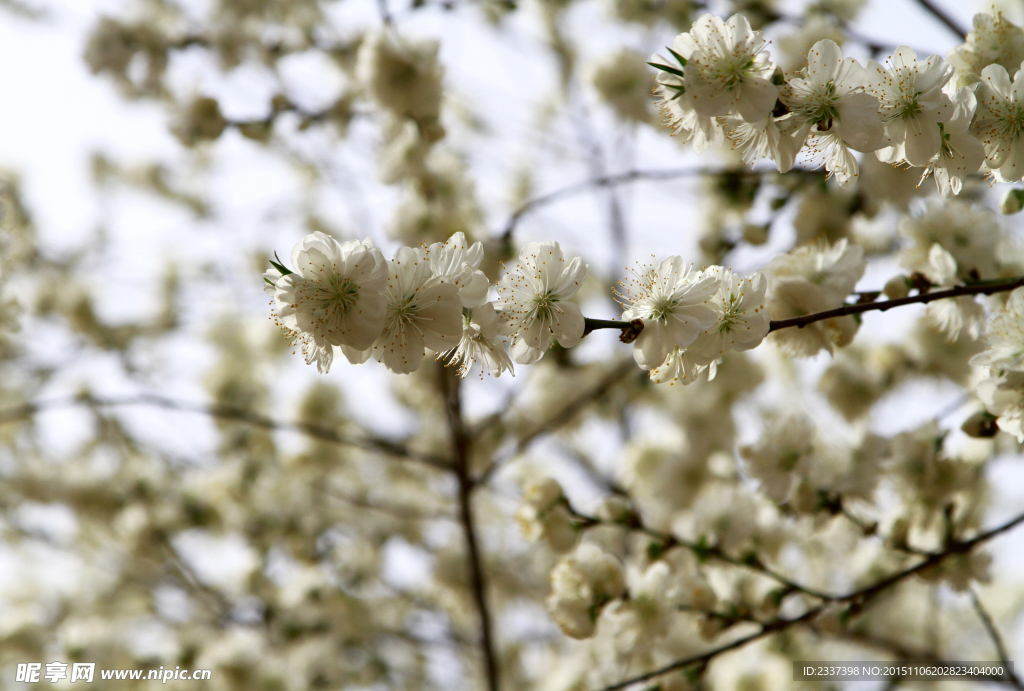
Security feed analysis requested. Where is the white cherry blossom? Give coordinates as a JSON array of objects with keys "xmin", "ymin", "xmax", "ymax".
[
  {"xmin": 920, "ymin": 244, "xmax": 984, "ymax": 340},
  {"xmin": 371, "ymin": 246, "xmax": 464, "ymax": 374},
  {"xmin": 971, "ymin": 60, "xmax": 1024, "ymax": 182},
  {"xmin": 547, "ymin": 543, "xmax": 626, "ymax": 640},
  {"xmin": 781, "ymin": 39, "xmax": 884, "ymax": 185},
  {"xmin": 651, "ymin": 46, "xmax": 725, "ymax": 153},
  {"xmin": 440, "ymin": 302, "xmax": 514, "ymax": 378},
  {"xmin": 919, "ymin": 82, "xmax": 985, "ymax": 197},
  {"xmin": 674, "ymin": 13, "xmax": 779, "ymax": 122},
  {"xmin": 764, "ymin": 239, "xmax": 866, "ymax": 356},
  {"xmin": 426, "ymin": 231, "xmax": 489, "ymax": 307},
  {"xmin": 689, "ymin": 268, "xmax": 771, "ymax": 362},
  {"xmin": 723, "ymin": 115, "xmax": 804, "ymax": 172},
  {"xmin": 971, "ymin": 287, "xmax": 1024, "ymax": 371},
  {"xmin": 976, "ymin": 371, "xmax": 1024, "ymax": 441},
  {"xmin": 617, "ymin": 258, "xmax": 718, "ymax": 370},
  {"xmin": 867, "ymin": 47, "xmax": 954, "ymax": 167},
  {"xmin": 949, "ymin": 11, "xmax": 1024, "ymax": 80},
  {"xmin": 269, "ymin": 232, "xmax": 388, "ymax": 374},
  {"xmin": 496, "ymin": 241, "xmax": 588, "ymax": 365},
  {"xmin": 648, "ymin": 346, "xmax": 711, "ymax": 385}
]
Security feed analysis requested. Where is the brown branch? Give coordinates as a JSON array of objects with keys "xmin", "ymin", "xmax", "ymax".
[
  {"xmin": 593, "ymin": 509, "xmax": 1024, "ymax": 691},
  {"xmin": 497, "ymin": 166, "xmax": 815, "ymax": 242},
  {"xmin": 768, "ymin": 277, "xmax": 1024, "ymax": 332},
  {"xmin": 0, "ymin": 394, "xmax": 451, "ymax": 470},
  {"xmin": 473, "ymin": 359, "xmax": 637, "ymax": 485},
  {"xmin": 568, "ymin": 505, "xmax": 837, "ymax": 602},
  {"xmin": 324, "ymin": 488, "xmax": 457, "ymax": 522},
  {"xmin": 912, "ymin": 0, "xmax": 968, "ymax": 40},
  {"xmin": 583, "ymin": 276, "xmax": 1024, "ymax": 337},
  {"xmin": 440, "ymin": 366, "xmax": 500, "ymax": 691},
  {"xmin": 969, "ymin": 588, "xmax": 1023, "ymax": 688}
]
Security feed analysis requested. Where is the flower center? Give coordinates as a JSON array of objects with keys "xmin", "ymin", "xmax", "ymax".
[
  {"xmin": 531, "ymin": 291, "xmax": 559, "ymax": 320},
  {"xmin": 308, "ymin": 275, "xmax": 359, "ymax": 320},
  {"xmin": 650, "ymin": 296, "xmax": 679, "ymax": 322},
  {"xmin": 719, "ymin": 293, "xmax": 743, "ymax": 332},
  {"xmin": 997, "ymin": 102, "xmax": 1024, "ymax": 139},
  {"xmin": 389, "ymin": 294, "xmax": 420, "ymax": 326}
]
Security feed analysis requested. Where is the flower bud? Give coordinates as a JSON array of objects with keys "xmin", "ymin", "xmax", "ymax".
[
  {"xmin": 596, "ymin": 495, "xmax": 634, "ymax": 524},
  {"xmin": 1001, "ymin": 189, "xmax": 1024, "ymax": 215},
  {"xmin": 742, "ymin": 223, "xmax": 769, "ymax": 245},
  {"xmin": 698, "ymin": 614, "xmax": 728, "ymax": 641},
  {"xmin": 883, "ymin": 275, "xmax": 911, "ymax": 299},
  {"xmin": 961, "ymin": 411, "xmax": 1000, "ymax": 438},
  {"xmin": 886, "ymin": 517, "xmax": 910, "ymax": 551},
  {"xmin": 814, "ymin": 604, "xmax": 845, "ymax": 634},
  {"xmin": 791, "ymin": 478, "xmax": 819, "ymax": 514}
]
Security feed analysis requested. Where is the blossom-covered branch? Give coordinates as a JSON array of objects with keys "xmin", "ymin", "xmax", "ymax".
[
  {"xmin": 594, "ymin": 508, "xmax": 1024, "ymax": 691},
  {"xmin": 767, "ymin": 276, "xmax": 1024, "ymax": 330}
]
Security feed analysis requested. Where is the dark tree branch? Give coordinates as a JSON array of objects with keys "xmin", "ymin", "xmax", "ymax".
[
  {"xmin": 473, "ymin": 359, "xmax": 637, "ymax": 485},
  {"xmin": 324, "ymin": 488, "xmax": 457, "ymax": 522},
  {"xmin": 497, "ymin": 166, "xmax": 815, "ymax": 242},
  {"xmin": 0, "ymin": 394, "xmax": 451, "ymax": 470},
  {"xmin": 768, "ymin": 277, "xmax": 1024, "ymax": 331},
  {"xmin": 582, "ymin": 276, "xmax": 1024, "ymax": 337},
  {"xmin": 440, "ymin": 366, "xmax": 500, "ymax": 691},
  {"xmin": 912, "ymin": 0, "xmax": 968, "ymax": 40},
  {"xmin": 969, "ymin": 587, "xmax": 1023, "ymax": 687}
]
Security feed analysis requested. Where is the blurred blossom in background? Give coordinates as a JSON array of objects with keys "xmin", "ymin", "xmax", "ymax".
[{"xmin": 2, "ymin": 0, "xmax": 1024, "ymax": 689}]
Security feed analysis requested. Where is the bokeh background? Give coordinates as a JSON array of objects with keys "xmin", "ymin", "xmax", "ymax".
[{"xmin": 1, "ymin": 0, "xmax": 1023, "ymax": 689}]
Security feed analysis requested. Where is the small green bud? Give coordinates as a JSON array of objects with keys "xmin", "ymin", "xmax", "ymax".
[{"xmin": 1001, "ymin": 188, "xmax": 1024, "ymax": 215}]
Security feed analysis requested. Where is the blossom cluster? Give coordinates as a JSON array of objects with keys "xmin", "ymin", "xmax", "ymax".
[
  {"xmin": 617, "ymin": 260, "xmax": 770, "ymax": 383},
  {"xmin": 972, "ymin": 288, "xmax": 1024, "ymax": 440},
  {"xmin": 266, "ymin": 231, "xmax": 773, "ymax": 382},
  {"xmin": 652, "ymin": 11, "xmax": 1024, "ymax": 196}
]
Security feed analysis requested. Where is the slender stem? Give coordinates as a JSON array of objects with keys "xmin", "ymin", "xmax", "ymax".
[
  {"xmin": 969, "ymin": 588, "xmax": 1023, "ymax": 687},
  {"xmin": 0, "ymin": 394, "xmax": 451, "ymax": 470},
  {"xmin": 473, "ymin": 359, "xmax": 636, "ymax": 485},
  {"xmin": 912, "ymin": 0, "xmax": 967, "ymax": 40},
  {"xmin": 377, "ymin": 0, "xmax": 392, "ymax": 25},
  {"xmin": 569, "ymin": 506, "xmax": 837, "ymax": 601},
  {"xmin": 440, "ymin": 367, "xmax": 500, "ymax": 691},
  {"xmin": 498, "ymin": 166, "xmax": 817, "ymax": 241},
  {"xmin": 582, "ymin": 276, "xmax": 1024, "ymax": 337},
  {"xmin": 768, "ymin": 277, "xmax": 1024, "ymax": 332}
]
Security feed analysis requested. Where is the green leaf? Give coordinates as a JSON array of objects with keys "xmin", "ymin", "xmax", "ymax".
[
  {"xmin": 647, "ymin": 61, "xmax": 684, "ymax": 78},
  {"xmin": 269, "ymin": 251, "xmax": 293, "ymax": 276},
  {"xmin": 264, "ymin": 277, "xmax": 275, "ymax": 286},
  {"xmin": 666, "ymin": 47, "xmax": 688, "ymax": 67}
]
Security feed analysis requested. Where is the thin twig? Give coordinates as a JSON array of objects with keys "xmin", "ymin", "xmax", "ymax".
[
  {"xmin": 581, "ymin": 276, "xmax": 1024, "ymax": 337},
  {"xmin": 568, "ymin": 506, "xmax": 837, "ymax": 601},
  {"xmin": 377, "ymin": 0, "xmax": 392, "ymax": 24},
  {"xmin": 473, "ymin": 359, "xmax": 637, "ymax": 485},
  {"xmin": 440, "ymin": 366, "xmax": 500, "ymax": 691},
  {"xmin": 0, "ymin": 394, "xmax": 451, "ymax": 470},
  {"xmin": 497, "ymin": 166, "xmax": 812, "ymax": 242},
  {"xmin": 969, "ymin": 587, "xmax": 1023, "ymax": 687},
  {"xmin": 767, "ymin": 278, "xmax": 1024, "ymax": 332},
  {"xmin": 912, "ymin": 0, "xmax": 967, "ymax": 40},
  {"xmin": 324, "ymin": 488, "xmax": 457, "ymax": 522}
]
